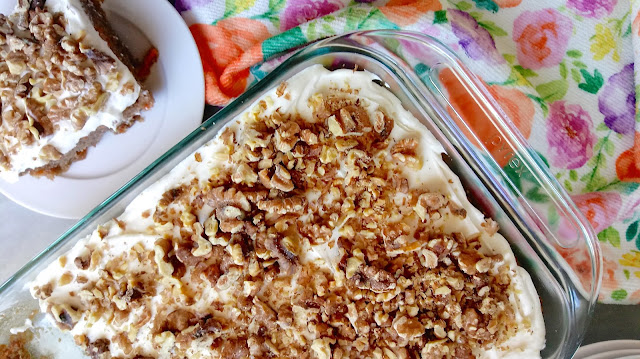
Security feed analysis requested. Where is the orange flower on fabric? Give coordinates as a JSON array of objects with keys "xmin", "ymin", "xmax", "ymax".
[
  {"xmin": 380, "ymin": 0, "xmax": 441, "ymax": 26},
  {"xmin": 554, "ymin": 245, "xmax": 595, "ymax": 297},
  {"xmin": 190, "ymin": 19, "xmax": 270, "ymax": 105},
  {"xmin": 616, "ymin": 132, "xmax": 640, "ymax": 182},
  {"xmin": 598, "ymin": 247, "xmax": 620, "ymax": 300},
  {"xmin": 439, "ymin": 68, "xmax": 534, "ymax": 167},
  {"xmin": 494, "ymin": 0, "xmax": 522, "ymax": 8},
  {"xmin": 486, "ymin": 84, "xmax": 534, "ymax": 138},
  {"xmin": 572, "ymin": 192, "xmax": 621, "ymax": 233},
  {"xmin": 634, "ymin": 11, "xmax": 640, "ymax": 37},
  {"xmin": 554, "ymin": 244, "xmax": 617, "ymax": 301}
]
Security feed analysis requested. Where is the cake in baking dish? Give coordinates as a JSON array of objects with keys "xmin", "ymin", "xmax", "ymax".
[
  {"xmin": 29, "ymin": 65, "xmax": 545, "ymax": 359},
  {"xmin": 0, "ymin": 0, "xmax": 154, "ymax": 182}
]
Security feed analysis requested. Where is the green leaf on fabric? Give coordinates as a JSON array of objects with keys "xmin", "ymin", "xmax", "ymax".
[
  {"xmin": 503, "ymin": 163, "xmax": 522, "ymax": 192},
  {"xmin": 223, "ymin": 0, "xmax": 255, "ymax": 18},
  {"xmin": 604, "ymin": 139, "xmax": 615, "ymax": 156},
  {"xmin": 536, "ymin": 80, "xmax": 568, "ymax": 103},
  {"xmin": 269, "ymin": 0, "xmax": 286, "ymax": 12},
  {"xmin": 251, "ymin": 0, "xmax": 286, "ymax": 27},
  {"xmin": 321, "ymin": 23, "xmax": 334, "ymax": 35},
  {"xmin": 548, "ymin": 205, "xmax": 560, "ymax": 226},
  {"xmin": 564, "ymin": 179, "xmax": 573, "ymax": 191},
  {"xmin": 587, "ymin": 174, "xmax": 608, "ymax": 191},
  {"xmin": 478, "ymin": 21, "xmax": 507, "ymax": 36},
  {"xmin": 526, "ymin": 94, "xmax": 548, "ymax": 117},
  {"xmin": 566, "ymin": 49, "xmax": 583, "ymax": 58},
  {"xmin": 611, "ymin": 289, "xmax": 628, "ymax": 301},
  {"xmin": 637, "ymin": 234, "xmax": 640, "ymax": 250},
  {"xmin": 503, "ymin": 154, "xmax": 542, "ymax": 193},
  {"xmin": 626, "ymin": 220, "xmax": 639, "ymax": 242},
  {"xmin": 503, "ymin": 54, "xmax": 516, "ymax": 64},
  {"xmin": 559, "ymin": 62, "xmax": 567, "ymax": 79},
  {"xmin": 456, "ymin": 1, "xmax": 473, "ymax": 11},
  {"xmin": 434, "ymin": 10, "xmax": 447, "ymax": 24},
  {"xmin": 502, "ymin": 68, "xmax": 520, "ymax": 86},
  {"xmin": 580, "ymin": 165, "xmax": 608, "ymax": 192},
  {"xmin": 262, "ymin": 27, "xmax": 307, "ymax": 59},
  {"xmin": 472, "ymin": 0, "xmax": 499, "ymax": 13},
  {"xmin": 581, "ymin": 140, "xmax": 610, "ymax": 192},
  {"xmin": 623, "ymin": 182, "xmax": 640, "ymax": 194},
  {"xmin": 306, "ymin": 22, "xmax": 317, "ymax": 40},
  {"xmin": 513, "ymin": 65, "xmax": 537, "ymax": 78},
  {"xmin": 537, "ymin": 151, "xmax": 550, "ymax": 168},
  {"xmin": 569, "ymin": 169, "xmax": 578, "ymax": 181},
  {"xmin": 624, "ymin": 23, "xmax": 632, "ymax": 37},
  {"xmin": 525, "ymin": 187, "xmax": 549, "ymax": 203},
  {"xmin": 358, "ymin": 8, "xmax": 399, "ymax": 30},
  {"xmin": 601, "ymin": 181, "xmax": 640, "ymax": 194},
  {"xmin": 501, "ymin": 152, "xmax": 548, "ymax": 196},
  {"xmin": 597, "ymin": 122, "xmax": 609, "ymax": 131},
  {"xmin": 598, "ymin": 227, "xmax": 621, "ymax": 248},
  {"xmin": 571, "ymin": 68, "xmax": 582, "ymax": 83},
  {"xmin": 593, "ymin": 137, "xmax": 604, "ymax": 152},
  {"xmin": 580, "ymin": 174, "xmax": 640, "ymax": 195},
  {"xmin": 415, "ymin": 63, "xmax": 430, "ymax": 81},
  {"xmin": 468, "ymin": 12, "xmax": 483, "ymax": 21},
  {"xmin": 572, "ymin": 60, "xmax": 587, "ymax": 69},
  {"xmin": 624, "ymin": 269, "xmax": 631, "ymax": 280},
  {"xmin": 345, "ymin": 6, "xmax": 370, "ymax": 31},
  {"xmin": 578, "ymin": 68, "xmax": 604, "ymax": 94}
]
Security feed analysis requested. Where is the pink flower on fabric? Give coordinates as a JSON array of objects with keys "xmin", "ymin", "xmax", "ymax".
[
  {"xmin": 567, "ymin": 0, "xmax": 617, "ymax": 19},
  {"xmin": 401, "ymin": 25, "xmax": 443, "ymax": 61},
  {"xmin": 546, "ymin": 101, "xmax": 596, "ymax": 169},
  {"xmin": 572, "ymin": 192, "xmax": 621, "ymax": 233},
  {"xmin": 280, "ymin": 0, "xmax": 343, "ymax": 31},
  {"xmin": 513, "ymin": 9, "xmax": 573, "ymax": 69}
]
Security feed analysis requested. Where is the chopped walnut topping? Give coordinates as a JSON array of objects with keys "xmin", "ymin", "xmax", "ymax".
[
  {"xmin": 31, "ymin": 79, "xmax": 524, "ymax": 359},
  {"xmin": 300, "ymin": 129, "xmax": 318, "ymax": 145},
  {"xmin": 275, "ymin": 122, "xmax": 300, "ymax": 153},
  {"xmin": 482, "ymin": 218, "xmax": 500, "ymax": 235},
  {"xmin": 276, "ymin": 81, "xmax": 287, "ymax": 97},
  {"xmin": 349, "ymin": 264, "xmax": 396, "ymax": 293},
  {"xmin": 270, "ymin": 164, "xmax": 295, "ymax": 192}
]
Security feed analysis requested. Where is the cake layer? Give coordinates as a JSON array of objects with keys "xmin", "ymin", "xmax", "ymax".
[{"xmin": 29, "ymin": 66, "xmax": 544, "ymax": 359}]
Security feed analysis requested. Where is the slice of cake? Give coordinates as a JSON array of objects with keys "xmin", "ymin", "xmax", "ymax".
[{"xmin": 0, "ymin": 0, "xmax": 155, "ymax": 183}]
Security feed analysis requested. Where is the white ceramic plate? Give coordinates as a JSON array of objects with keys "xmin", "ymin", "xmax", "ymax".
[
  {"xmin": 587, "ymin": 351, "xmax": 640, "ymax": 359},
  {"xmin": 575, "ymin": 340, "xmax": 640, "ymax": 359},
  {"xmin": 0, "ymin": 0, "xmax": 205, "ymax": 219}
]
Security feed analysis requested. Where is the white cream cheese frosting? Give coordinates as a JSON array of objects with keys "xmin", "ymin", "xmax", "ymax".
[{"xmin": 30, "ymin": 65, "xmax": 544, "ymax": 358}]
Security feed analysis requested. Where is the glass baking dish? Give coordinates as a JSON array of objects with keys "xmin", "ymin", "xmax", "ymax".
[{"xmin": 0, "ymin": 30, "xmax": 601, "ymax": 358}]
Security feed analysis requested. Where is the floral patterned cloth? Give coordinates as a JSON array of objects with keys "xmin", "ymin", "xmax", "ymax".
[{"xmin": 175, "ymin": 0, "xmax": 640, "ymax": 304}]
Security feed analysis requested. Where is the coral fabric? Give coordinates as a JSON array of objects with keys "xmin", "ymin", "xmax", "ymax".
[{"xmin": 177, "ymin": 0, "xmax": 640, "ymax": 304}]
